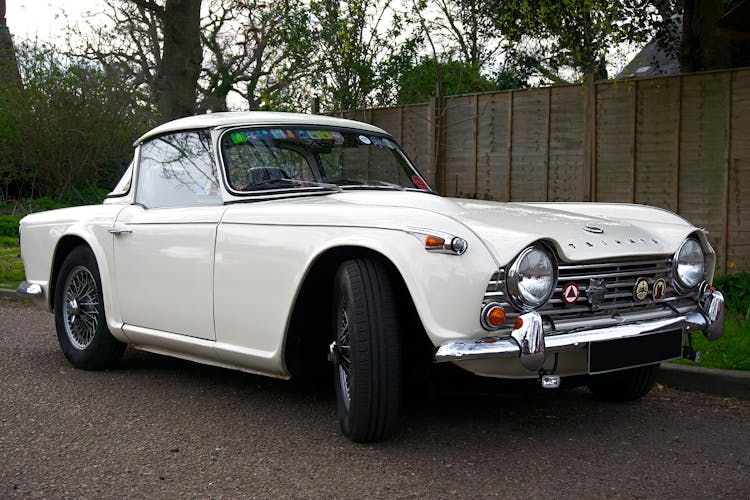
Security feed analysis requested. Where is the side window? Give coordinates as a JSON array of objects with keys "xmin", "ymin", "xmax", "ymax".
[{"xmin": 136, "ymin": 130, "xmax": 221, "ymax": 208}]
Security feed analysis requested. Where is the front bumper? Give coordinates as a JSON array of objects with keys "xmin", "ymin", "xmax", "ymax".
[{"xmin": 434, "ymin": 287, "xmax": 725, "ymax": 372}]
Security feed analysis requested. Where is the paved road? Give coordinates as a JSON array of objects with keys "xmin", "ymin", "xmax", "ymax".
[{"xmin": 2, "ymin": 300, "xmax": 749, "ymax": 498}]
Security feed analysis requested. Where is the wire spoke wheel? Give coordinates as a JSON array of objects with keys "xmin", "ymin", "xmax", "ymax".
[
  {"xmin": 62, "ymin": 266, "xmax": 100, "ymax": 349},
  {"xmin": 54, "ymin": 246, "xmax": 125, "ymax": 370}
]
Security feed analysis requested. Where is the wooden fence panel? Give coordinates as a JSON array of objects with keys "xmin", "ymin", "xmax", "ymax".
[
  {"xmin": 476, "ymin": 92, "xmax": 512, "ymax": 201},
  {"xmin": 595, "ymin": 81, "xmax": 636, "ymax": 202},
  {"xmin": 370, "ymin": 108, "xmax": 402, "ymax": 143},
  {"xmin": 401, "ymin": 105, "xmax": 432, "ymax": 185},
  {"xmin": 444, "ymin": 95, "xmax": 478, "ymax": 198},
  {"xmin": 678, "ymin": 73, "xmax": 730, "ymax": 268},
  {"xmin": 548, "ymin": 86, "xmax": 586, "ymax": 201},
  {"xmin": 510, "ymin": 88, "xmax": 549, "ymax": 201},
  {"xmin": 348, "ymin": 68, "xmax": 749, "ymax": 272},
  {"xmin": 635, "ymin": 77, "xmax": 681, "ymax": 210},
  {"xmin": 728, "ymin": 69, "xmax": 750, "ymax": 272}
]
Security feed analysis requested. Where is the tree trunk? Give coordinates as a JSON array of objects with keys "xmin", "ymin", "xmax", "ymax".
[
  {"xmin": 0, "ymin": 0, "xmax": 23, "ymax": 90},
  {"xmin": 680, "ymin": 0, "xmax": 732, "ymax": 72},
  {"xmin": 154, "ymin": 0, "xmax": 203, "ymax": 122}
]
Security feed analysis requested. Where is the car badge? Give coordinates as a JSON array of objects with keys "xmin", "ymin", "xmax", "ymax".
[
  {"xmin": 587, "ymin": 278, "xmax": 607, "ymax": 310},
  {"xmin": 562, "ymin": 282, "xmax": 580, "ymax": 305},
  {"xmin": 633, "ymin": 278, "xmax": 649, "ymax": 301},
  {"xmin": 653, "ymin": 278, "xmax": 666, "ymax": 300},
  {"xmin": 583, "ymin": 225, "xmax": 604, "ymax": 234}
]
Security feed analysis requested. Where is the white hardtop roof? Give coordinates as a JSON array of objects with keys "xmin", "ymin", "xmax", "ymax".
[{"xmin": 134, "ymin": 111, "xmax": 389, "ymax": 145}]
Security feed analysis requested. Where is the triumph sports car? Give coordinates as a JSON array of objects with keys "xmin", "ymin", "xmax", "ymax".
[{"xmin": 17, "ymin": 112, "xmax": 725, "ymax": 442}]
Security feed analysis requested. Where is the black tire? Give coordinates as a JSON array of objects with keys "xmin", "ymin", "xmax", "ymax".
[
  {"xmin": 54, "ymin": 246, "xmax": 125, "ymax": 370},
  {"xmin": 331, "ymin": 259, "xmax": 402, "ymax": 442},
  {"xmin": 588, "ymin": 364, "xmax": 660, "ymax": 401}
]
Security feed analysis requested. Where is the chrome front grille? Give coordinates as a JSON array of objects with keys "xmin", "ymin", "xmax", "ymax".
[{"xmin": 484, "ymin": 257, "xmax": 699, "ymax": 335}]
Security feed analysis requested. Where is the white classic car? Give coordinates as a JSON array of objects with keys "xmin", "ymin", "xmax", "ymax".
[{"xmin": 18, "ymin": 112, "xmax": 725, "ymax": 442}]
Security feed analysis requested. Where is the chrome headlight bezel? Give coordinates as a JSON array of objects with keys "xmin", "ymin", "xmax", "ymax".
[
  {"xmin": 505, "ymin": 245, "xmax": 558, "ymax": 311},
  {"xmin": 672, "ymin": 238, "xmax": 705, "ymax": 291}
]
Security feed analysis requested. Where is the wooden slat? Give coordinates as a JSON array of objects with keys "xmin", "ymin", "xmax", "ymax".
[
  {"xmin": 475, "ymin": 93, "xmax": 511, "ymax": 200},
  {"xmin": 595, "ymin": 81, "xmax": 637, "ymax": 202},
  {"xmin": 548, "ymin": 86, "xmax": 585, "ymax": 201},
  {"xmin": 678, "ymin": 73, "xmax": 729, "ymax": 268},
  {"xmin": 400, "ymin": 104, "xmax": 431, "ymax": 185},
  {"xmin": 634, "ymin": 77, "xmax": 681, "ymax": 210},
  {"xmin": 510, "ymin": 88, "xmax": 548, "ymax": 201},
  {"xmin": 444, "ymin": 95, "xmax": 478, "ymax": 198},
  {"xmin": 727, "ymin": 69, "xmax": 750, "ymax": 273}
]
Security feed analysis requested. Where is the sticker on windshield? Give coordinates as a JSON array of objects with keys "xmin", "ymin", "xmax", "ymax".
[
  {"xmin": 358, "ymin": 135, "xmax": 371, "ymax": 145},
  {"xmin": 412, "ymin": 175, "xmax": 429, "ymax": 190},
  {"xmin": 235, "ymin": 129, "xmax": 343, "ymax": 142},
  {"xmin": 231, "ymin": 132, "xmax": 248, "ymax": 144}
]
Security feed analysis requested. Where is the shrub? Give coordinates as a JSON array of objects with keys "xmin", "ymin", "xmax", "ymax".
[
  {"xmin": 713, "ymin": 272, "xmax": 750, "ymax": 319},
  {"xmin": 0, "ymin": 41, "xmax": 150, "ymax": 203}
]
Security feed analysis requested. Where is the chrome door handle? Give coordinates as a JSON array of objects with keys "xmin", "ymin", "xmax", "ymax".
[{"xmin": 108, "ymin": 226, "xmax": 132, "ymax": 235}]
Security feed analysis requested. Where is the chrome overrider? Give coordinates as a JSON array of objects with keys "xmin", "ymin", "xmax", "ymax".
[{"xmin": 434, "ymin": 282, "xmax": 725, "ymax": 371}]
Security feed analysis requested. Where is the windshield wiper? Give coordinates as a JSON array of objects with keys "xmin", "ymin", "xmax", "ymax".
[
  {"xmin": 249, "ymin": 178, "xmax": 341, "ymax": 192},
  {"xmin": 334, "ymin": 179, "xmax": 406, "ymax": 191}
]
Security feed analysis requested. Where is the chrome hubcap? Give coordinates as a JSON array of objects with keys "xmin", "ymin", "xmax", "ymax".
[{"xmin": 62, "ymin": 266, "xmax": 99, "ymax": 349}]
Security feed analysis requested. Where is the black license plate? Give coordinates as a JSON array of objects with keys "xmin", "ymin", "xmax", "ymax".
[{"xmin": 588, "ymin": 329, "xmax": 683, "ymax": 374}]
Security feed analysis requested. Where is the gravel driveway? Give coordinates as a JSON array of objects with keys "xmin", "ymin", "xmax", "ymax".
[{"xmin": 1, "ymin": 300, "xmax": 749, "ymax": 498}]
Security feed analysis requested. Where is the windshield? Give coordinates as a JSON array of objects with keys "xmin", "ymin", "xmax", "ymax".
[{"xmin": 220, "ymin": 127, "xmax": 431, "ymax": 193}]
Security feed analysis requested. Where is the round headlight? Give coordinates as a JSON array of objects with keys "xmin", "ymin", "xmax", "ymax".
[
  {"xmin": 506, "ymin": 246, "xmax": 557, "ymax": 310},
  {"xmin": 674, "ymin": 238, "xmax": 705, "ymax": 290}
]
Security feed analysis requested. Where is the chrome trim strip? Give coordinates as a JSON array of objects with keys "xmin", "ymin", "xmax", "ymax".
[
  {"xmin": 558, "ymin": 258, "xmax": 670, "ymax": 270},
  {"xmin": 560, "ymin": 268, "xmax": 672, "ymax": 281}
]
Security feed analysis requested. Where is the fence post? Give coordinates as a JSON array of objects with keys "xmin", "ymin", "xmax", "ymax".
[
  {"xmin": 583, "ymin": 73, "xmax": 596, "ymax": 201},
  {"xmin": 429, "ymin": 82, "xmax": 446, "ymax": 195}
]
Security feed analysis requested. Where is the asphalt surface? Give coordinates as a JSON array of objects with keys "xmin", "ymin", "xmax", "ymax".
[{"xmin": 2, "ymin": 300, "xmax": 750, "ymax": 499}]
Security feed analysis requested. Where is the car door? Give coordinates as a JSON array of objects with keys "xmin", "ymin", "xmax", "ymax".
[{"xmin": 113, "ymin": 130, "xmax": 225, "ymax": 340}]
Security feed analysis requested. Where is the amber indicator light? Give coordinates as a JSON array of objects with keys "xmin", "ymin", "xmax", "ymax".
[
  {"xmin": 487, "ymin": 306, "xmax": 506, "ymax": 327},
  {"xmin": 424, "ymin": 235, "xmax": 445, "ymax": 248}
]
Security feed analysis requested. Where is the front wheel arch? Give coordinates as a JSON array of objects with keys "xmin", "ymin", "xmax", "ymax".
[{"xmin": 283, "ymin": 246, "xmax": 432, "ymax": 381}]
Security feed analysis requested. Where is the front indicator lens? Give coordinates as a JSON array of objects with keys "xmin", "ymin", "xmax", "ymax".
[
  {"xmin": 506, "ymin": 246, "xmax": 557, "ymax": 310},
  {"xmin": 481, "ymin": 303, "xmax": 506, "ymax": 330},
  {"xmin": 424, "ymin": 235, "xmax": 445, "ymax": 249},
  {"xmin": 674, "ymin": 238, "xmax": 705, "ymax": 289}
]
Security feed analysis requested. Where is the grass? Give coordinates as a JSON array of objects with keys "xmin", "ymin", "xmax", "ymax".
[
  {"xmin": 0, "ymin": 235, "xmax": 24, "ymax": 290},
  {"xmin": 673, "ymin": 316, "xmax": 750, "ymax": 371}
]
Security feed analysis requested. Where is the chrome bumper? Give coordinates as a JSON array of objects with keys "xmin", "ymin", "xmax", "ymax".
[
  {"xmin": 16, "ymin": 281, "xmax": 43, "ymax": 298},
  {"xmin": 434, "ymin": 287, "xmax": 725, "ymax": 371},
  {"xmin": 16, "ymin": 281, "xmax": 47, "ymax": 308}
]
